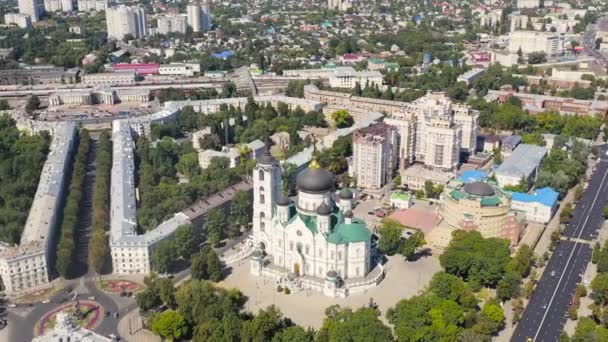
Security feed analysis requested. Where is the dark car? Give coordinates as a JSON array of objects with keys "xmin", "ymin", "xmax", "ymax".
[{"xmin": 105, "ymin": 311, "xmax": 111, "ymax": 317}]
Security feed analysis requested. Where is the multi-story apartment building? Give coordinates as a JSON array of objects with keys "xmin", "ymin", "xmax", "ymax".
[
  {"xmin": 156, "ymin": 14, "xmax": 188, "ymax": 35},
  {"xmin": 77, "ymin": 0, "xmax": 106, "ymax": 11},
  {"xmin": 106, "ymin": 5, "xmax": 147, "ymax": 40},
  {"xmin": 351, "ymin": 123, "xmax": 398, "ymax": 190},
  {"xmin": 110, "ymin": 116, "xmax": 253, "ymax": 275},
  {"xmin": 4, "ymin": 13, "xmax": 32, "ymax": 28},
  {"xmin": 186, "ymin": 2, "xmax": 202, "ymax": 32},
  {"xmin": 0, "ymin": 122, "xmax": 76, "ymax": 295},
  {"xmin": 18, "ymin": 0, "xmax": 44, "ymax": 22},
  {"xmin": 385, "ymin": 92, "xmax": 478, "ymax": 171},
  {"xmin": 328, "ymin": 67, "xmax": 383, "ymax": 89},
  {"xmin": 44, "ymin": 0, "xmax": 73, "ymax": 12},
  {"xmin": 508, "ymin": 31, "xmax": 564, "ymax": 57},
  {"xmin": 187, "ymin": 0, "xmax": 211, "ymax": 32},
  {"xmin": 516, "ymin": 0, "xmax": 539, "ymax": 8}
]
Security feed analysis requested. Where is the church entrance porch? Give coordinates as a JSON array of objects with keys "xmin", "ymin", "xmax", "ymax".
[{"xmin": 293, "ymin": 263, "xmax": 300, "ymax": 275}]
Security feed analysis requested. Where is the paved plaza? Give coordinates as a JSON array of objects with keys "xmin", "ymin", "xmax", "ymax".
[{"xmin": 219, "ymin": 254, "xmax": 442, "ymax": 328}]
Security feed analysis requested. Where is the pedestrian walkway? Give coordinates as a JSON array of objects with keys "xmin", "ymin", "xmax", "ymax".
[{"xmin": 117, "ymin": 310, "xmax": 160, "ymax": 342}]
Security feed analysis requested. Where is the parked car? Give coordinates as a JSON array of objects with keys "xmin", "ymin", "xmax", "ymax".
[
  {"xmin": 6, "ymin": 303, "xmax": 16, "ymax": 308},
  {"xmin": 113, "ymin": 312, "xmax": 119, "ymax": 319},
  {"xmin": 41, "ymin": 299, "xmax": 51, "ymax": 304},
  {"xmin": 88, "ymin": 296, "xmax": 95, "ymax": 300}
]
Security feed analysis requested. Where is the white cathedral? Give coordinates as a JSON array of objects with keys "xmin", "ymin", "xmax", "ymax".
[{"xmin": 249, "ymin": 151, "xmax": 382, "ymax": 298}]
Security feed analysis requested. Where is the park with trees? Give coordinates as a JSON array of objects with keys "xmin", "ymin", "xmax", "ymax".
[
  {"xmin": 0, "ymin": 115, "xmax": 50, "ymax": 245},
  {"xmin": 56, "ymin": 130, "xmax": 91, "ymax": 278},
  {"xmin": 89, "ymin": 132, "xmax": 111, "ymax": 276}
]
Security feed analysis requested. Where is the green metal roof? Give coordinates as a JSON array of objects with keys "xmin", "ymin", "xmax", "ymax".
[
  {"xmin": 327, "ymin": 218, "xmax": 371, "ymax": 244},
  {"xmin": 481, "ymin": 197, "xmax": 502, "ymax": 206},
  {"xmin": 450, "ymin": 190, "xmax": 465, "ymax": 200},
  {"xmin": 391, "ymin": 192, "xmax": 410, "ymax": 201},
  {"xmin": 288, "ymin": 211, "xmax": 370, "ymax": 244},
  {"xmin": 291, "ymin": 214, "xmax": 318, "ymax": 235}
]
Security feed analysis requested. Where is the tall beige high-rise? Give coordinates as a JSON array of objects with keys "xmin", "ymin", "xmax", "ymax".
[
  {"xmin": 187, "ymin": 2, "xmax": 202, "ymax": 32},
  {"xmin": 384, "ymin": 92, "xmax": 478, "ymax": 172},
  {"xmin": 352, "ymin": 123, "xmax": 398, "ymax": 190},
  {"xmin": 18, "ymin": 0, "xmax": 44, "ymax": 21}
]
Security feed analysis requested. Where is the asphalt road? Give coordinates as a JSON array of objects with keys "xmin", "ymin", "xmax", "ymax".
[{"xmin": 512, "ymin": 149, "xmax": 608, "ymax": 342}]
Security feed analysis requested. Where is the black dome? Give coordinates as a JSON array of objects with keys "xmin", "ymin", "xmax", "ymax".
[
  {"xmin": 338, "ymin": 188, "xmax": 353, "ymax": 199},
  {"xmin": 463, "ymin": 182, "xmax": 494, "ymax": 196},
  {"xmin": 276, "ymin": 195, "xmax": 292, "ymax": 206},
  {"xmin": 344, "ymin": 210, "xmax": 353, "ymax": 218},
  {"xmin": 257, "ymin": 149, "xmax": 276, "ymax": 165},
  {"xmin": 296, "ymin": 167, "xmax": 334, "ymax": 193},
  {"xmin": 316, "ymin": 202, "xmax": 332, "ymax": 216},
  {"xmin": 326, "ymin": 270, "xmax": 338, "ymax": 279}
]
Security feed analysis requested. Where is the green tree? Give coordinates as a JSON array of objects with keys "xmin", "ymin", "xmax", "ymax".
[
  {"xmin": 318, "ymin": 305, "xmax": 393, "ymax": 342},
  {"xmin": 205, "ymin": 208, "xmax": 226, "ymax": 246},
  {"xmin": 190, "ymin": 250, "xmax": 208, "ymax": 280},
  {"xmin": 496, "ymin": 272, "xmax": 522, "ymax": 301},
  {"xmin": 149, "ymin": 310, "xmax": 189, "ymax": 341},
  {"xmin": 591, "ymin": 273, "xmax": 608, "ymax": 306},
  {"xmin": 474, "ymin": 300, "xmax": 504, "ymax": 336},
  {"xmin": 153, "ymin": 240, "xmax": 177, "ymax": 274},
  {"xmin": 25, "ymin": 95, "xmax": 41, "ymax": 114},
  {"xmin": 377, "ymin": 219, "xmax": 404, "ymax": 255},
  {"xmin": 440, "ymin": 231, "xmax": 511, "ymax": 287},
  {"xmin": 402, "ymin": 230, "xmax": 426, "ymax": 260},
  {"xmin": 174, "ymin": 224, "xmax": 197, "ymax": 260},
  {"xmin": 331, "ymin": 109, "xmax": 354, "ymax": 128},
  {"xmin": 206, "ymin": 247, "xmax": 223, "ymax": 282}
]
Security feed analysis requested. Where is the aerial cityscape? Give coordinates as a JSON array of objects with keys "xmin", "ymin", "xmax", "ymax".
[{"xmin": 0, "ymin": 0, "xmax": 607, "ymax": 341}]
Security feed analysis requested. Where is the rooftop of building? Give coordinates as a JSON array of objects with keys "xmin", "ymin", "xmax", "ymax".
[
  {"xmin": 457, "ymin": 170, "xmax": 489, "ymax": 184},
  {"xmin": 510, "ymin": 187, "xmax": 559, "ymax": 207},
  {"xmin": 495, "ymin": 144, "xmax": 547, "ymax": 179}
]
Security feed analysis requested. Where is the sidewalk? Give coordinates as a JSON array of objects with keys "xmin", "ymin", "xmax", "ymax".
[{"xmin": 117, "ymin": 310, "xmax": 160, "ymax": 342}]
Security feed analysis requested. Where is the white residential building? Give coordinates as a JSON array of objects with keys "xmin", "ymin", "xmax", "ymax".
[
  {"xmin": 187, "ymin": 2, "xmax": 202, "ymax": 32},
  {"xmin": 351, "ymin": 123, "xmax": 398, "ymax": 190},
  {"xmin": 106, "ymin": 5, "xmax": 147, "ymax": 40},
  {"xmin": 156, "ymin": 14, "xmax": 188, "ymax": 35},
  {"xmin": 4, "ymin": 13, "xmax": 32, "ymax": 28},
  {"xmin": 517, "ymin": 0, "xmax": 540, "ymax": 8},
  {"xmin": 18, "ymin": 0, "xmax": 43, "ymax": 22},
  {"xmin": 508, "ymin": 30, "xmax": 564, "ymax": 57},
  {"xmin": 77, "ymin": 0, "xmax": 106, "ymax": 11},
  {"xmin": 329, "ymin": 67, "xmax": 383, "ymax": 89},
  {"xmin": 44, "ymin": 0, "xmax": 73, "ymax": 12}
]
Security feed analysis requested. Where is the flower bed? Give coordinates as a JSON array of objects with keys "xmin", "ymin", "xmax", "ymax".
[
  {"xmin": 100, "ymin": 279, "xmax": 142, "ymax": 293},
  {"xmin": 35, "ymin": 300, "xmax": 102, "ymax": 336}
]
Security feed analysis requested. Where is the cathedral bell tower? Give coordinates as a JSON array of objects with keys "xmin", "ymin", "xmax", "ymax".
[{"xmin": 252, "ymin": 149, "xmax": 282, "ymax": 251}]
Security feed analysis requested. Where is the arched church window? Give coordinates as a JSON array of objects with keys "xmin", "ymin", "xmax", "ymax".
[
  {"xmin": 305, "ymin": 245, "xmax": 310, "ymax": 255},
  {"xmin": 258, "ymin": 169, "xmax": 264, "ymax": 181},
  {"xmin": 296, "ymin": 242, "xmax": 303, "ymax": 253},
  {"xmin": 260, "ymin": 222, "xmax": 265, "ymax": 232},
  {"xmin": 260, "ymin": 194, "xmax": 265, "ymax": 204},
  {"xmin": 338, "ymin": 251, "xmax": 342, "ymax": 260}
]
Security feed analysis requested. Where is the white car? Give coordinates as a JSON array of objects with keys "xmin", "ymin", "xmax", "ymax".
[
  {"xmin": 41, "ymin": 299, "xmax": 51, "ymax": 304},
  {"xmin": 88, "ymin": 296, "xmax": 96, "ymax": 300},
  {"xmin": 7, "ymin": 303, "xmax": 16, "ymax": 308}
]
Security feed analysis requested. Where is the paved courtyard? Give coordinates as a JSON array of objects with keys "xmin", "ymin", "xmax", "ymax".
[{"xmin": 219, "ymin": 254, "xmax": 442, "ymax": 328}]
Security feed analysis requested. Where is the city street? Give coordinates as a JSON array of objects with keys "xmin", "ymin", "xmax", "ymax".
[{"xmin": 512, "ymin": 146, "xmax": 608, "ymax": 342}]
